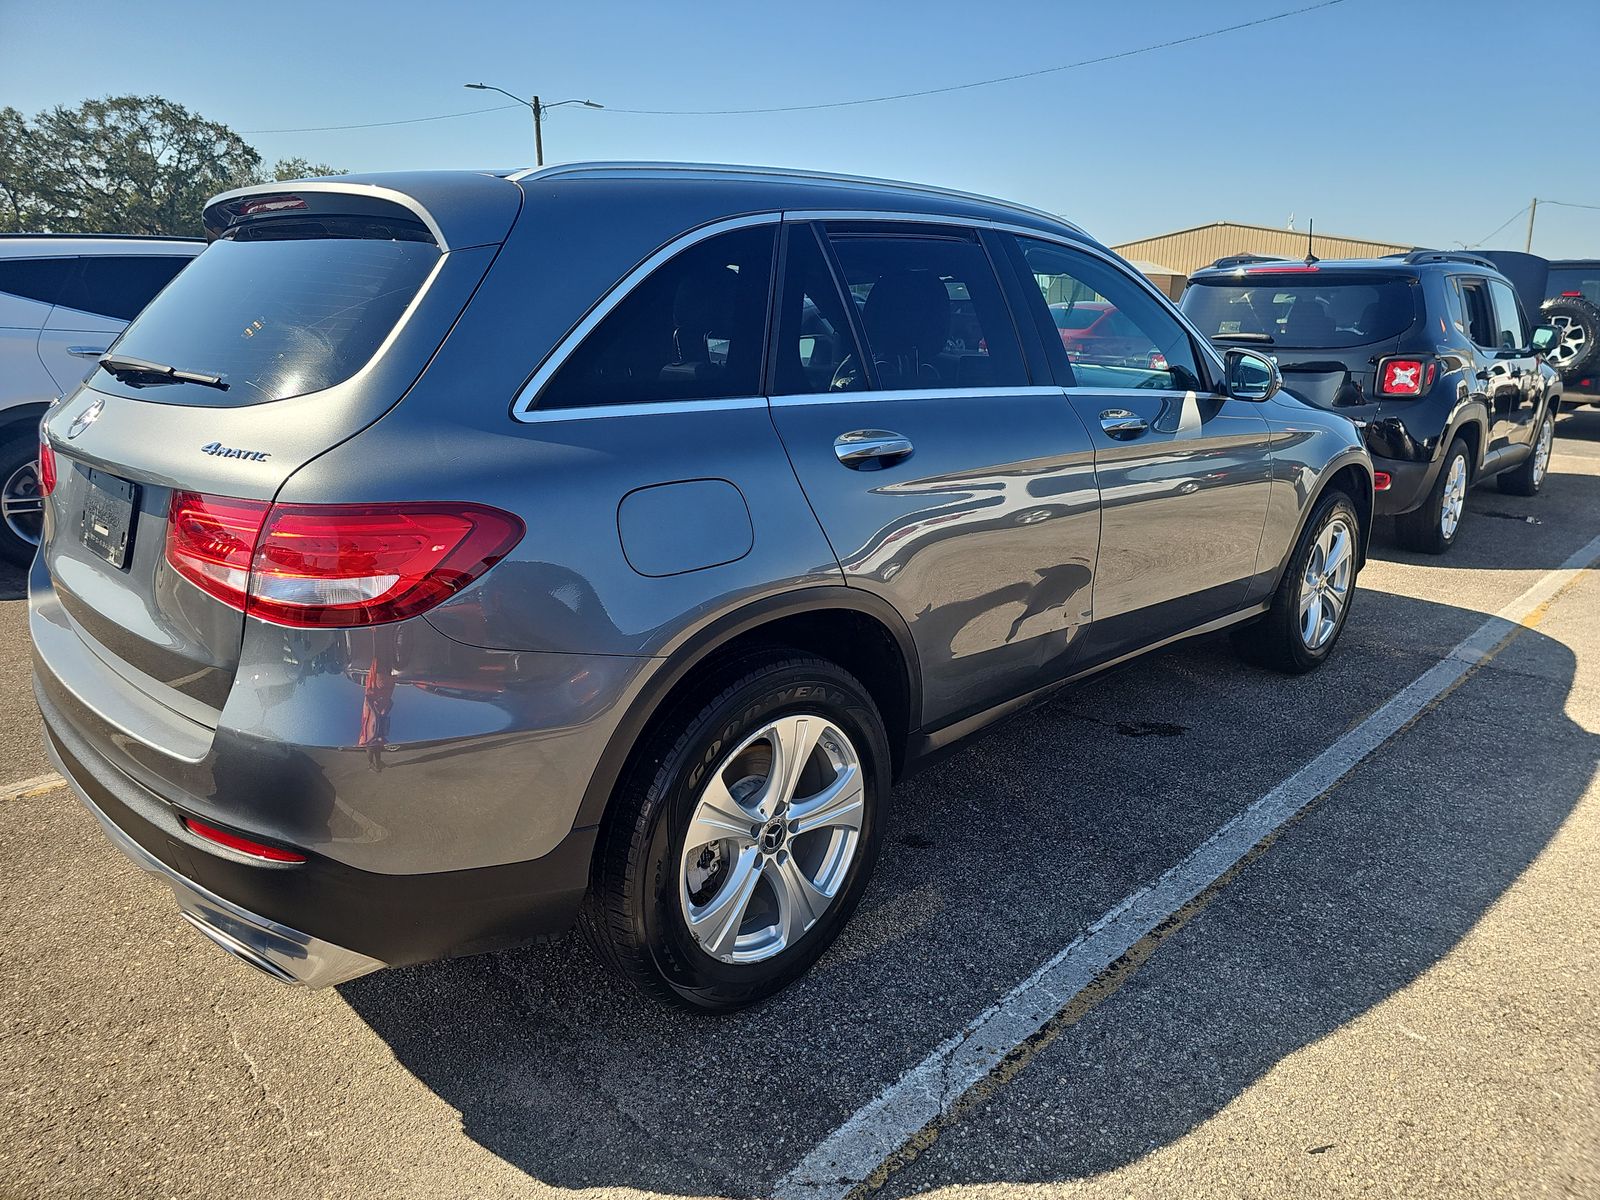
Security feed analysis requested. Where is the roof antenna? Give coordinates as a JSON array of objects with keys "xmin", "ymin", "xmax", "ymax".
[{"xmin": 1305, "ymin": 218, "xmax": 1319, "ymax": 265}]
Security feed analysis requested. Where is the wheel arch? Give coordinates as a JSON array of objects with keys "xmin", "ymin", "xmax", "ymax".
[
  {"xmin": 1271, "ymin": 449, "xmax": 1373, "ymax": 591},
  {"xmin": 573, "ymin": 586, "xmax": 921, "ymax": 832}
]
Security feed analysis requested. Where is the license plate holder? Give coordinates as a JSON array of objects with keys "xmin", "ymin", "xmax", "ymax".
[{"xmin": 80, "ymin": 469, "xmax": 137, "ymax": 569}]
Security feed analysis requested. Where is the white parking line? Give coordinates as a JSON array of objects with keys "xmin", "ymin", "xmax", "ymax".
[
  {"xmin": 775, "ymin": 532, "xmax": 1600, "ymax": 1200},
  {"xmin": 0, "ymin": 772, "xmax": 63, "ymax": 803}
]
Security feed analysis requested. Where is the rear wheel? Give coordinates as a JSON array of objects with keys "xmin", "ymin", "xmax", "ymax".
[
  {"xmin": 581, "ymin": 652, "xmax": 888, "ymax": 1011},
  {"xmin": 1395, "ymin": 437, "xmax": 1470, "ymax": 555},
  {"xmin": 1233, "ymin": 489, "xmax": 1360, "ymax": 674},
  {"xmin": 1497, "ymin": 410, "xmax": 1555, "ymax": 497},
  {"xmin": 0, "ymin": 433, "xmax": 44, "ymax": 566}
]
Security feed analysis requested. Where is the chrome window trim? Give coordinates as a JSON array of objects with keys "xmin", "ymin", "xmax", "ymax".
[
  {"xmin": 782, "ymin": 209, "xmax": 1227, "ymax": 383},
  {"xmin": 510, "ymin": 212, "xmax": 781, "ymax": 422},
  {"xmin": 770, "ymin": 385, "xmax": 1066, "ymax": 408},
  {"xmin": 517, "ymin": 396, "xmax": 768, "ymax": 423}
]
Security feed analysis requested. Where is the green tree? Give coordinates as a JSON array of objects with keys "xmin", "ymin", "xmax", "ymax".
[
  {"xmin": 268, "ymin": 157, "xmax": 347, "ymax": 182},
  {"xmin": 0, "ymin": 96, "xmax": 343, "ymax": 237}
]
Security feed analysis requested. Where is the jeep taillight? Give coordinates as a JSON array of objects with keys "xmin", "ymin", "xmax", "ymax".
[
  {"xmin": 1378, "ymin": 358, "xmax": 1435, "ymax": 397},
  {"xmin": 165, "ymin": 494, "xmax": 523, "ymax": 627}
]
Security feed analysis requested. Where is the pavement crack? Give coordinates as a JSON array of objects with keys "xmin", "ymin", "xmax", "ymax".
[{"xmin": 211, "ymin": 997, "xmax": 327, "ymax": 1172}]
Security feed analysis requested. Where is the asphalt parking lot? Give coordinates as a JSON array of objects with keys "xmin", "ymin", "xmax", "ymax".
[{"xmin": 4, "ymin": 410, "xmax": 1599, "ymax": 1200}]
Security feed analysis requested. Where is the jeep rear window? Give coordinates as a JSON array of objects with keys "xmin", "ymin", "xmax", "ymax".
[
  {"xmin": 1182, "ymin": 277, "xmax": 1416, "ymax": 348},
  {"xmin": 90, "ymin": 231, "xmax": 439, "ymax": 406}
]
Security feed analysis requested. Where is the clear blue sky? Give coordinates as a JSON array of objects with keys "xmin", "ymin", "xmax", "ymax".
[{"xmin": 4, "ymin": 0, "xmax": 1597, "ymax": 255}]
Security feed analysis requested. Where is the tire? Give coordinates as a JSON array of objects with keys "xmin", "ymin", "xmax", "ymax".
[
  {"xmin": 581, "ymin": 651, "xmax": 889, "ymax": 1011},
  {"xmin": 0, "ymin": 433, "xmax": 44, "ymax": 567},
  {"xmin": 1232, "ymin": 489, "xmax": 1361, "ymax": 674},
  {"xmin": 1394, "ymin": 437, "xmax": 1471, "ymax": 555},
  {"xmin": 1497, "ymin": 408, "xmax": 1555, "ymax": 497},
  {"xmin": 1540, "ymin": 295, "xmax": 1600, "ymax": 380}
]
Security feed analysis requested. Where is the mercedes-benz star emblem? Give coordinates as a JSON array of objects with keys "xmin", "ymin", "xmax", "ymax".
[{"xmin": 66, "ymin": 398, "xmax": 104, "ymax": 440}]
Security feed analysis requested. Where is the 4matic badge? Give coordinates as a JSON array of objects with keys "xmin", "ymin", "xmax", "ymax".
[{"xmin": 201, "ymin": 441, "xmax": 271, "ymax": 462}]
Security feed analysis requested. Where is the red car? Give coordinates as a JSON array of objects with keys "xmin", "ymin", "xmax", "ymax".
[{"xmin": 1049, "ymin": 300, "xmax": 1167, "ymax": 370}]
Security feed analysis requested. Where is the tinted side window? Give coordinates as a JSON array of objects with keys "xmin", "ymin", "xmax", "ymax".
[
  {"xmin": 1458, "ymin": 280, "xmax": 1498, "ymax": 348},
  {"xmin": 1016, "ymin": 237, "xmax": 1203, "ymax": 391},
  {"xmin": 538, "ymin": 225, "xmax": 776, "ymax": 410},
  {"xmin": 824, "ymin": 231, "xmax": 1026, "ymax": 391},
  {"xmin": 772, "ymin": 225, "xmax": 866, "ymax": 395},
  {"xmin": 1487, "ymin": 279, "xmax": 1527, "ymax": 350},
  {"xmin": 0, "ymin": 257, "xmax": 79, "ymax": 308},
  {"xmin": 1549, "ymin": 266, "xmax": 1600, "ymax": 306},
  {"xmin": 59, "ymin": 255, "xmax": 193, "ymax": 321}
]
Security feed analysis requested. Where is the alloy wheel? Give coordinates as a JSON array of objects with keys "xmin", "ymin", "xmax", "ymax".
[
  {"xmin": 1533, "ymin": 418, "xmax": 1553, "ymax": 489},
  {"xmin": 1, "ymin": 460, "xmax": 43, "ymax": 547},
  {"xmin": 679, "ymin": 714, "xmax": 864, "ymax": 964},
  {"xmin": 1547, "ymin": 314, "xmax": 1587, "ymax": 371},
  {"xmin": 1298, "ymin": 515, "xmax": 1355, "ymax": 650},
  {"xmin": 1440, "ymin": 454, "xmax": 1468, "ymax": 541}
]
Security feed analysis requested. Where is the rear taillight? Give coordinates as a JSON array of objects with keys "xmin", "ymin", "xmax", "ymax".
[
  {"xmin": 182, "ymin": 816, "xmax": 307, "ymax": 863},
  {"xmin": 164, "ymin": 495, "xmax": 523, "ymax": 628},
  {"xmin": 1378, "ymin": 358, "xmax": 1435, "ymax": 397},
  {"xmin": 1373, "ymin": 471, "xmax": 1392, "ymax": 491},
  {"xmin": 37, "ymin": 436, "xmax": 57, "ymax": 497}
]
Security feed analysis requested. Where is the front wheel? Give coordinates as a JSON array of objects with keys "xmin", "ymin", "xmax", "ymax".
[
  {"xmin": 581, "ymin": 652, "xmax": 889, "ymax": 1011},
  {"xmin": 1233, "ymin": 490, "xmax": 1361, "ymax": 674},
  {"xmin": 1497, "ymin": 410, "xmax": 1554, "ymax": 497},
  {"xmin": 0, "ymin": 434, "xmax": 44, "ymax": 566}
]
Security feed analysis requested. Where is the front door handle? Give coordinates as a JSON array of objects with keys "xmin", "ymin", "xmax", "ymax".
[
  {"xmin": 1099, "ymin": 409, "xmax": 1149, "ymax": 439},
  {"xmin": 834, "ymin": 429, "xmax": 914, "ymax": 468},
  {"xmin": 67, "ymin": 345, "xmax": 110, "ymax": 360}
]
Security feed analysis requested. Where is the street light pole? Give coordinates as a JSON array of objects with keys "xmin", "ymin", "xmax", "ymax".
[{"xmin": 464, "ymin": 83, "xmax": 602, "ymax": 167}]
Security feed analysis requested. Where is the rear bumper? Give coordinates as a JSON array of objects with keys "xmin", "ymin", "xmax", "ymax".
[
  {"xmin": 37, "ymin": 673, "xmax": 597, "ymax": 985},
  {"xmin": 52, "ymin": 732, "xmax": 384, "ymax": 987},
  {"xmin": 1372, "ymin": 452, "xmax": 1437, "ymax": 516}
]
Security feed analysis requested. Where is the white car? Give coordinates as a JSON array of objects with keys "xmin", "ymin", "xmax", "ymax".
[{"xmin": 0, "ymin": 235, "xmax": 201, "ymax": 562}]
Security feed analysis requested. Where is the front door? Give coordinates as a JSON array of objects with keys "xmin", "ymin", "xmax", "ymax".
[
  {"xmin": 768, "ymin": 222, "xmax": 1101, "ymax": 729},
  {"xmin": 1004, "ymin": 234, "xmax": 1274, "ymax": 662}
]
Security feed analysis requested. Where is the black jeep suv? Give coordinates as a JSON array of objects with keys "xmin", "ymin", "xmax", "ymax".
[{"xmin": 1182, "ymin": 251, "xmax": 1563, "ymax": 554}]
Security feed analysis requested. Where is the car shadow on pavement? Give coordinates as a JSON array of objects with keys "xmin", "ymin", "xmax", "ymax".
[
  {"xmin": 0, "ymin": 562, "xmax": 26, "ymax": 603},
  {"xmin": 338, "ymin": 591, "xmax": 1596, "ymax": 1197}
]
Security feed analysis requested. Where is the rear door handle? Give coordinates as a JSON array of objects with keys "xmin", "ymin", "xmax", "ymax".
[
  {"xmin": 1099, "ymin": 409, "xmax": 1149, "ymax": 439},
  {"xmin": 67, "ymin": 346, "xmax": 110, "ymax": 360},
  {"xmin": 834, "ymin": 429, "xmax": 914, "ymax": 468}
]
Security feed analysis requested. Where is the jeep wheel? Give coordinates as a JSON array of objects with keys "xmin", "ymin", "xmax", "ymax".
[
  {"xmin": 1540, "ymin": 295, "xmax": 1600, "ymax": 380},
  {"xmin": 582, "ymin": 652, "xmax": 888, "ymax": 1010},
  {"xmin": 1395, "ymin": 437, "xmax": 1470, "ymax": 555},
  {"xmin": 1498, "ymin": 410, "xmax": 1555, "ymax": 497}
]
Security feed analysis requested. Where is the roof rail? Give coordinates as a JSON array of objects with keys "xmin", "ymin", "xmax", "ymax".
[
  {"xmin": 0, "ymin": 231, "xmax": 205, "ymax": 243},
  {"xmin": 1206, "ymin": 253, "xmax": 1282, "ymax": 270},
  {"xmin": 510, "ymin": 161, "xmax": 1085, "ymax": 234},
  {"xmin": 1393, "ymin": 248, "xmax": 1497, "ymax": 269}
]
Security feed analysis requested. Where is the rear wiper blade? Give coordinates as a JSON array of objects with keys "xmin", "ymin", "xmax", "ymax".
[
  {"xmin": 1210, "ymin": 332, "xmax": 1275, "ymax": 344},
  {"xmin": 99, "ymin": 354, "xmax": 229, "ymax": 391}
]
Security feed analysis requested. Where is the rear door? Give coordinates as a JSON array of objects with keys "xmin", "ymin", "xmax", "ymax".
[
  {"xmin": 1456, "ymin": 276, "xmax": 1532, "ymax": 457},
  {"xmin": 768, "ymin": 221, "xmax": 1101, "ymax": 729},
  {"xmin": 1010, "ymin": 235, "xmax": 1273, "ymax": 661},
  {"xmin": 1485, "ymin": 277, "xmax": 1540, "ymax": 450}
]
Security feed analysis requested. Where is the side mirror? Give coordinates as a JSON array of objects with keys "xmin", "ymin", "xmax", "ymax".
[
  {"xmin": 1531, "ymin": 324, "xmax": 1560, "ymax": 354},
  {"xmin": 1224, "ymin": 347, "xmax": 1281, "ymax": 402}
]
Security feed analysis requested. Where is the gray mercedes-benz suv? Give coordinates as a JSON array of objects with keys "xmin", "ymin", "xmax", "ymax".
[{"xmin": 32, "ymin": 164, "xmax": 1373, "ymax": 1010}]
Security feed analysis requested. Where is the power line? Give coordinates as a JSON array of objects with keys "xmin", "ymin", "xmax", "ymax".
[
  {"xmin": 1543, "ymin": 199, "xmax": 1600, "ymax": 213},
  {"xmin": 239, "ymin": 0, "xmax": 1345, "ymax": 135},
  {"xmin": 1469, "ymin": 204, "xmax": 1529, "ymax": 248},
  {"xmin": 241, "ymin": 102, "xmax": 523, "ymax": 135},
  {"xmin": 607, "ymin": 0, "xmax": 1347, "ymax": 115}
]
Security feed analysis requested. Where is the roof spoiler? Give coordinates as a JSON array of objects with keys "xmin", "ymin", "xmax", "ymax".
[{"xmin": 1206, "ymin": 253, "xmax": 1282, "ymax": 270}]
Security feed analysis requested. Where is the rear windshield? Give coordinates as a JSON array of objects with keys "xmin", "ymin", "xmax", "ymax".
[
  {"xmin": 1549, "ymin": 266, "xmax": 1600, "ymax": 306},
  {"xmin": 1182, "ymin": 276, "xmax": 1416, "ymax": 348},
  {"xmin": 1051, "ymin": 304, "xmax": 1101, "ymax": 330},
  {"xmin": 92, "ymin": 233, "xmax": 439, "ymax": 406}
]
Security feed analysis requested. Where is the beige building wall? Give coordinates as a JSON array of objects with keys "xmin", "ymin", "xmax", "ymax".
[{"xmin": 1112, "ymin": 222, "xmax": 1411, "ymax": 279}]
